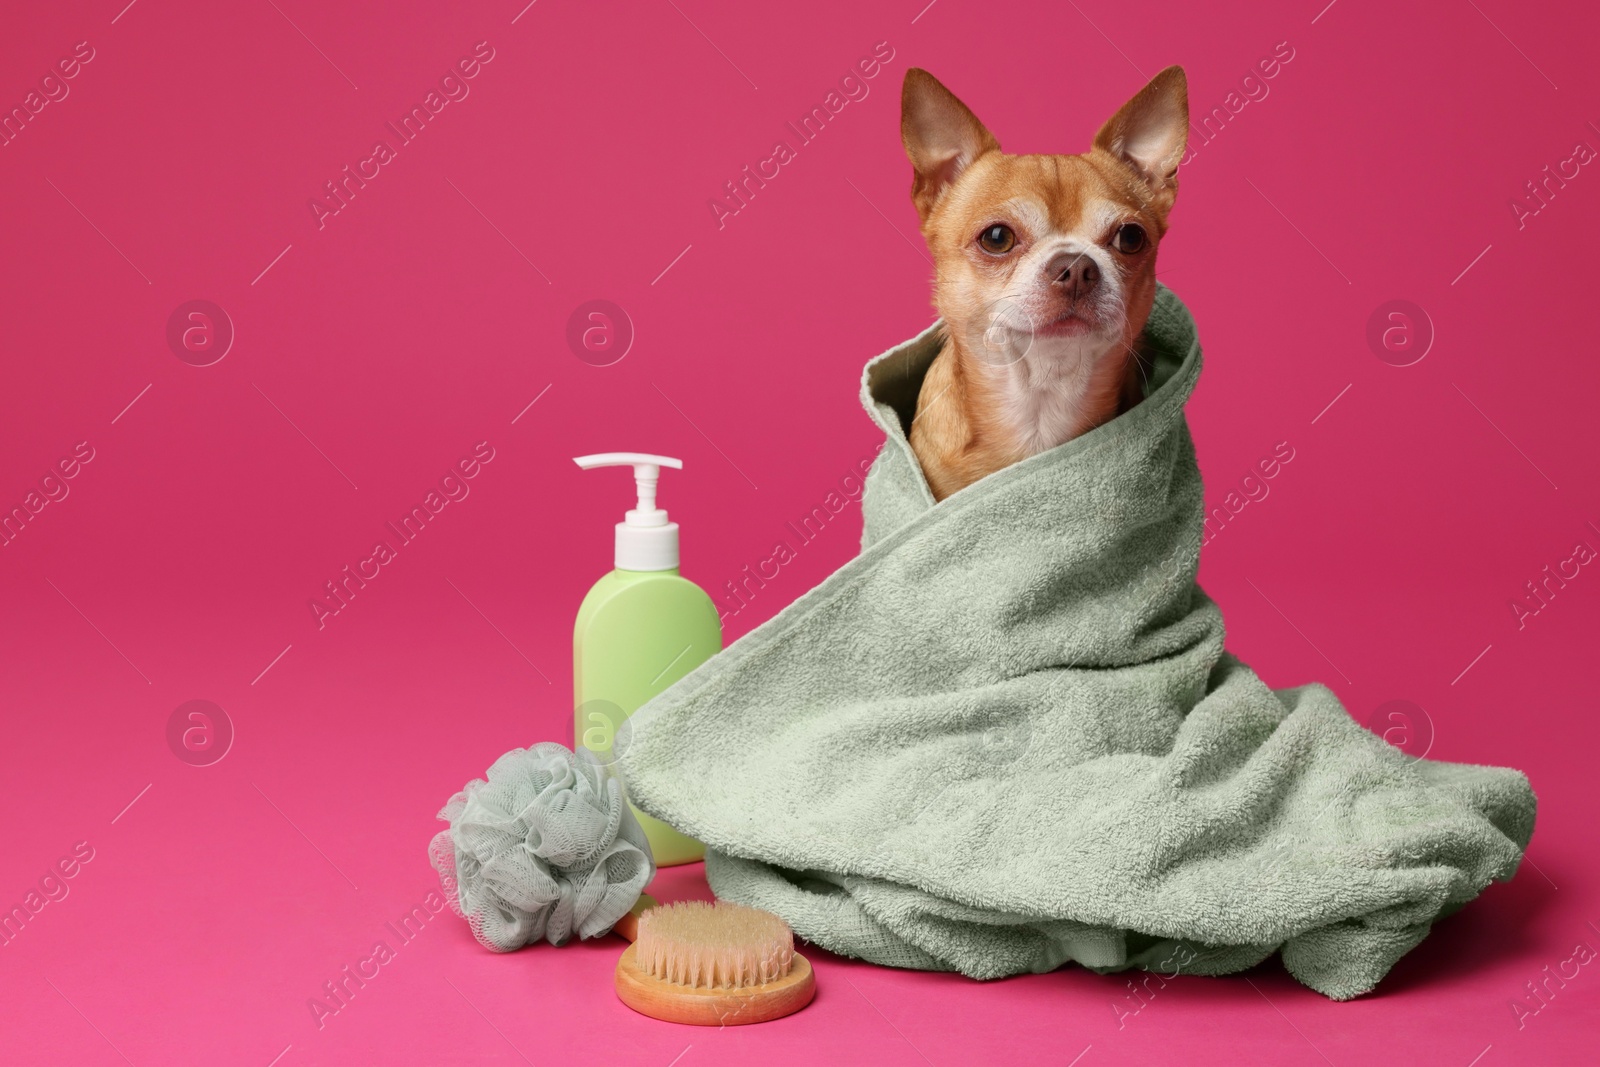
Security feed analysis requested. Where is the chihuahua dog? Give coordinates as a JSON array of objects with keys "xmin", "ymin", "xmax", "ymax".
[{"xmin": 900, "ymin": 66, "xmax": 1188, "ymax": 500}]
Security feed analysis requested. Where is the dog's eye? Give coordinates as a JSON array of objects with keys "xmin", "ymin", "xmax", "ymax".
[
  {"xmin": 978, "ymin": 225, "xmax": 1015, "ymax": 254},
  {"xmin": 1113, "ymin": 223, "xmax": 1147, "ymax": 254}
]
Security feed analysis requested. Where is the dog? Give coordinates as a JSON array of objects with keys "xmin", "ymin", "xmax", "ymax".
[{"xmin": 900, "ymin": 66, "xmax": 1188, "ymax": 501}]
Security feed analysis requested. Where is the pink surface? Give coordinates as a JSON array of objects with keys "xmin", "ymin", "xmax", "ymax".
[{"xmin": 1, "ymin": 0, "xmax": 1596, "ymax": 1063}]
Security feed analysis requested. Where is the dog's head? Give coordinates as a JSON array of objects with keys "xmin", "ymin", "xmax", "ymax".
[{"xmin": 900, "ymin": 66, "xmax": 1187, "ymax": 374}]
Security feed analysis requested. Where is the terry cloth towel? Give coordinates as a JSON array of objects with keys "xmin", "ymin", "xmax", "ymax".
[{"xmin": 617, "ymin": 284, "xmax": 1536, "ymax": 1000}]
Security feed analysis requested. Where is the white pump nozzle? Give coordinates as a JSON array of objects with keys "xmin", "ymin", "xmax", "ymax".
[{"xmin": 573, "ymin": 453, "xmax": 685, "ymax": 571}]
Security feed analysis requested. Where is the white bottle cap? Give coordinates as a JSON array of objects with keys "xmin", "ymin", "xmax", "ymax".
[{"xmin": 573, "ymin": 453, "xmax": 684, "ymax": 571}]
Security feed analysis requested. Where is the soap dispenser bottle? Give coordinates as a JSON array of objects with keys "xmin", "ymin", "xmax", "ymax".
[{"xmin": 572, "ymin": 452, "xmax": 720, "ymax": 866}]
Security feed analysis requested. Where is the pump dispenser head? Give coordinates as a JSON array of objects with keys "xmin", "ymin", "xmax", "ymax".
[{"xmin": 573, "ymin": 453, "xmax": 684, "ymax": 571}]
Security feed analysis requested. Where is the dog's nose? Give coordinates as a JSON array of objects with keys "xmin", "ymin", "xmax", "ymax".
[{"xmin": 1047, "ymin": 251, "xmax": 1100, "ymax": 301}]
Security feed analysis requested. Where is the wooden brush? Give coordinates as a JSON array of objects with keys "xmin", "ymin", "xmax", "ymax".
[
  {"xmin": 612, "ymin": 893, "xmax": 657, "ymax": 943},
  {"xmin": 613, "ymin": 900, "xmax": 815, "ymax": 1025}
]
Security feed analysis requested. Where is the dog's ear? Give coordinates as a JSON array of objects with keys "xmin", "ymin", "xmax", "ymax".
[
  {"xmin": 1093, "ymin": 66, "xmax": 1188, "ymax": 200},
  {"xmin": 901, "ymin": 69, "xmax": 1001, "ymax": 221}
]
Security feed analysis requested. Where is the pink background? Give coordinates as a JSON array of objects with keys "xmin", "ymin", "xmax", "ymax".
[{"xmin": 2, "ymin": 0, "xmax": 1597, "ymax": 1063}]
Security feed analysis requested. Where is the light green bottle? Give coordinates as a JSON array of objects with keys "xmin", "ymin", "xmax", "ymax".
[{"xmin": 572, "ymin": 452, "xmax": 721, "ymax": 866}]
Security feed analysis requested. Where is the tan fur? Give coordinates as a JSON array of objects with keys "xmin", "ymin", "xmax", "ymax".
[{"xmin": 901, "ymin": 67, "xmax": 1188, "ymax": 500}]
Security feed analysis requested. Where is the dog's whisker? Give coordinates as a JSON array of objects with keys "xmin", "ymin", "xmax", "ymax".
[{"xmin": 909, "ymin": 381, "xmax": 954, "ymax": 425}]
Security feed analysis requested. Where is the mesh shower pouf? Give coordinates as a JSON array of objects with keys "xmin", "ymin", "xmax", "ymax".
[{"xmin": 429, "ymin": 742, "xmax": 654, "ymax": 951}]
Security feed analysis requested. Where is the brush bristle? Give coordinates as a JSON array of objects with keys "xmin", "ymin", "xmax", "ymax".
[{"xmin": 633, "ymin": 901, "xmax": 796, "ymax": 989}]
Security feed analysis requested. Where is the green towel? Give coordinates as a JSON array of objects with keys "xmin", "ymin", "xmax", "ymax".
[{"xmin": 618, "ymin": 284, "xmax": 1535, "ymax": 1000}]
